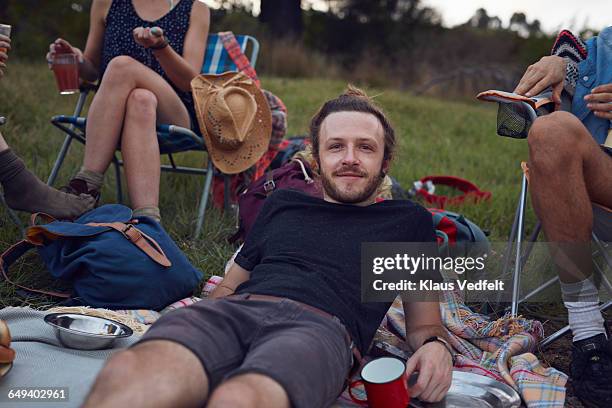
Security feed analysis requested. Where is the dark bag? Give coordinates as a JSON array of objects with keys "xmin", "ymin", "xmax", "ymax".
[
  {"xmin": 428, "ymin": 208, "xmax": 490, "ymax": 257},
  {"xmin": 0, "ymin": 205, "xmax": 203, "ymax": 310},
  {"xmin": 269, "ymin": 136, "xmax": 310, "ymax": 170},
  {"xmin": 230, "ymin": 158, "xmax": 321, "ymax": 243}
]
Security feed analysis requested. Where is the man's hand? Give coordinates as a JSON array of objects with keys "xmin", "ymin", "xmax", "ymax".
[
  {"xmin": 0, "ymin": 33, "xmax": 10, "ymax": 78},
  {"xmin": 405, "ymin": 341, "xmax": 453, "ymax": 402},
  {"xmin": 584, "ymin": 83, "xmax": 612, "ymax": 120},
  {"xmin": 514, "ymin": 55, "xmax": 567, "ymax": 110},
  {"xmin": 133, "ymin": 27, "xmax": 166, "ymax": 49}
]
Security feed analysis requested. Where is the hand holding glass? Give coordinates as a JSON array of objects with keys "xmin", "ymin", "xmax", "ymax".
[{"xmin": 0, "ymin": 24, "xmax": 11, "ymax": 54}]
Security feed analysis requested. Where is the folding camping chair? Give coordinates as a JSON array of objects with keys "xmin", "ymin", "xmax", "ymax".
[
  {"xmin": 46, "ymin": 33, "xmax": 260, "ymax": 239},
  {"xmin": 478, "ymin": 90, "xmax": 612, "ymax": 348}
]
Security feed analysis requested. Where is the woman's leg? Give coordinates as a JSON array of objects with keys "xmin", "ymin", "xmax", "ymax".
[
  {"xmin": 75, "ymin": 56, "xmax": 190, "ymax": 196},
  {"xmin": 121, "ymin": 89, "xmax": 162, "ymax": 217}
]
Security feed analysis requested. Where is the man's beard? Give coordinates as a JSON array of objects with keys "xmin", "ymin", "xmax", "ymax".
[{"xmin": 320, "ymin": 164, "xmax": 383, "ymax": 204}]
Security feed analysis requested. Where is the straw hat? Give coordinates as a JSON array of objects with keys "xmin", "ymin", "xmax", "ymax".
[{"xmin": 191, "ymin": 72, "xmax": 272, "ymax": 174}]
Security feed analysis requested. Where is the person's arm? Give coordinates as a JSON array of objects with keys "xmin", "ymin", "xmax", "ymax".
[
  {"xmin": 79, "ymin": 0, "xmax": 109, "ymax": 81},
  {"xmin": 134, "ymin": 1, "xmax": 210, "ymax": 92},
  {"xmin": 46, "ymin": 0, "xmax": 109, "ymax": 82},
  {"xmin": 209, "ymin": 262, "xmax": 251, "ymax": 299},
  {"xmin": 585, "ymin": 83, "xmax": 612, "ymax": 120},
  {"xmin": 402, "ymin": 300, "xmax": 453, "ymax": 402},
  {"xmin": 514, "ymin": 55, "xmax": 567, "ymax": 110}
]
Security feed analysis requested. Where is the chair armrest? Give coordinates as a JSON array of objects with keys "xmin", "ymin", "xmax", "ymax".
[
  {"xmin": 51, "ymin": 115, "xmax": 87, "ymax": 127},
  {"xmin": 156, "ymin": 125, "xmax": 205, "ymax": 148},
  {"xmin": 79, "ymin": 81, "xmax": 99, "ymax": 93}
]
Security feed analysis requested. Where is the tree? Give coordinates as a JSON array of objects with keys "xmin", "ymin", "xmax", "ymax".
[
  {"xmin": 509, "ymin": 12, "xmax": 542, "ymax": 37},
  {"xmin": 332, "ymin": 0, "xmax": 438, "ymax": 25},
  {"xmin": 259, "ymin": 0, "xmax": 303, "ymax": 38},
  {"xmin": 465, "ymin": 8, "xmax": 502, "ymax": 30}
]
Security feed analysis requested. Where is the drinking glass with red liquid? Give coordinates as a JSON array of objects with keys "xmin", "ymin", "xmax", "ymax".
[
  {"xmin": 0, "ymin": 24, "xmax": 10, "ymax": 54},
  {"xmin": 52, "ymin": 53, "xmax": 80, "ymax": 95}
]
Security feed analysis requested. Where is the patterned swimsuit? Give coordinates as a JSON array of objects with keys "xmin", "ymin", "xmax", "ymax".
[{"xmin": 101, "ymin": 0, "xmax": 197, "ymax": 125}]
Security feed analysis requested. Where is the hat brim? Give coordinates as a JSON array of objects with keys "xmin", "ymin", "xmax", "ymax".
[{"xmin": 192, "ymin": 72, "xmax": 272, "ymax": 174}]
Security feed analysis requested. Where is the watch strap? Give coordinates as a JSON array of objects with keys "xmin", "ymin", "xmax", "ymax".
[
  {"xmin": 423, "ymin": 336, "xmax": 456, "ymax": 365},
  {"xmin": 150, "ymin": 37, "xmax": 169, "ymax": 51}
]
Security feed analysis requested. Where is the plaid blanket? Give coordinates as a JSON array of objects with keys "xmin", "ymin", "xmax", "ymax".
[
  {"xmin": 100, "ymin": 278, "xmax": 566, "ymax": 407},
  {"xmin": 386, "ymin": 290, "xmax": 567, "ymax": 407}
]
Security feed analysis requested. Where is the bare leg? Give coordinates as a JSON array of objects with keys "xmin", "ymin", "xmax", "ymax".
[
  {"xmin": 528, "ymin": 111, "xmax": 612, "ymax": 282},
  {"xmin": 83, "ymin": 340, "xmax": 208, "ymax": 408},
  {"xmin": 121, "ymin": 89, "xmax": 161, "ymax": 210},
  {"xmin": 81, "ymin": 56, "xmax": 190, "ymax": 175},
  {"xmin": 207, "ymin": 373, "xmax": 290, "ymax": 408}
]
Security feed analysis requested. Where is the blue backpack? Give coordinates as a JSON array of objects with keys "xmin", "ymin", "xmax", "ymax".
[{"xmin": 1, "ymin": 205, "xmax": 202, "ymax": 310}]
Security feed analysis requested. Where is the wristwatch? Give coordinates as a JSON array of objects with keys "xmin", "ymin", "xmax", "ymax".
[{"xmin": 422, "ymin": 336, "xmax": 456, "ymax": 365}]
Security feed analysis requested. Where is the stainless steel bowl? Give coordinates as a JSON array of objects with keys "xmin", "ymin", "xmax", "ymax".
[{"xmin": 44, "ymin": 313, "xmax": 133, "ymax": 350}]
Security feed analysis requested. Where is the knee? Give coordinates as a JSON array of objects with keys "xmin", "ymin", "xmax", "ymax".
[
  {"xmin": 102, "ymin": 56, "xmax": 141, "ymax": 85},
  {"xmin": 207, "ymin": 377, "xmax": 260, "ymax": 408},
  {"xmin": 94, "ymin": 349, "xmax": 141, "ymax": 387},
  {"xmin": 126, "ymin": 88, "xmax": 158, "ymax": 119},
  {"xmin": 527, "ymin": 111, "xmax": 588, "ymax": 166}
]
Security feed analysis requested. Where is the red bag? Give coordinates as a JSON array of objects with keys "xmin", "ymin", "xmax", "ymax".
[
  {"xmin": 412, "ymin": 175, "xmax": 491, "ymax": 209},
  {"xmin": 229, "ymin": 158, "xmax": 321, "ymax": 243}
]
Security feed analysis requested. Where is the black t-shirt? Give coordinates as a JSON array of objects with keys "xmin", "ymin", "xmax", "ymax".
[{"xmin": 234, "ymin": 189, "xmax": 436, "ymax": 353}]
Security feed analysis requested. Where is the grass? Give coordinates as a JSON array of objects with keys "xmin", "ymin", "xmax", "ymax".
[{"xmin": 0, "ymin": 61, "xmax": 537, "ymax": 309}]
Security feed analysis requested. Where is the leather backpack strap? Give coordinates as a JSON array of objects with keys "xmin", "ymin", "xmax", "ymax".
[
  {"xmin": 0, "ymin": 240, "xmax": 70, "ymax": 298},
  {"xmin": 85, "ymin": 222, "xmax": 172, "ymax": 267},
  {"xmin": 263, "ymin": 170, "xmax": 275, "ymax": 197},
  {"xmin": 29, "ymin": 212, "xmax": 57, "ymax": 226}
]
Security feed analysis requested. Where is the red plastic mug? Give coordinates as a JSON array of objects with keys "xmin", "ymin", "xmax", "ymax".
[{"xmin": 349, "ymin": 357, "xmax": 411, "ymax": 408}]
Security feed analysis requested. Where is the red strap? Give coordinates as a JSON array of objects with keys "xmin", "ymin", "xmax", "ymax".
[
  {"xmin": 416, "ymin": 175, "xmax": 491, "ymax": 209},
  {"xmin": 219, "ymin": 31, "xmax": 261, "ymax": 88},
  {"xmin": 0, "ymin": 240, "xmax": 70, "ymax": 298}
]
